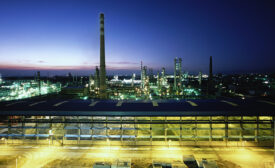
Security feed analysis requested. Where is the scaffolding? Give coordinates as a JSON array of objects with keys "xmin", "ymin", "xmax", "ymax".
[{"xmin": 0, "ymin": 115, "xmax": 273, "ymax": 147}]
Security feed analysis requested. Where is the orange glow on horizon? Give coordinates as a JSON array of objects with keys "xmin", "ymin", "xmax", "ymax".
[{"xmin": 0, "ymin": 63, "xmax": 140, "ymax": 71}]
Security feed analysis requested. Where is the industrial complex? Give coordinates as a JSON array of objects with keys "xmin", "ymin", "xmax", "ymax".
[{"xmin": 0, "ymin": 13, "xmax": 274, "ymax": 168}]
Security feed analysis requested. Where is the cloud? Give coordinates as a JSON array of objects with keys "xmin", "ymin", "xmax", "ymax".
[
  {"xmin": 17, "ymin": 59, "xmax": 30, "ymax": 63},
  {"xmin": 80, "ymin": 61, "xmax": 139, "ymax": 68},
  {"xmin": 0, "ymin": 63, "xmax": 140, "ymax": 71},
  {"xmin": 38, "ymin": 60, "xmax": 46, "ymax": 63},
  {"xmin": 82, "ymin": 61, "xmax": 90, "ymax": 65},
  {"xmin": 107, "ymin": 61, "xmax": 139, "ymax": 65}
]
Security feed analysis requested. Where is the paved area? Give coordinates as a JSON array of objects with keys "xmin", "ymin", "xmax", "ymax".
[{"xmin": 0, "ymin": 144, "xmax": 273, "ymax": 168}]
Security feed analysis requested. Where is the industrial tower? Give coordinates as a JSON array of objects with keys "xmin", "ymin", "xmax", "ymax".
[
  {"xmin": 99, "ymin": 13, "xmax": 107, "ymax": 99},
  {"xmin": 174, "ymin": 57, "xmax": 182, "ymax": 93},
  {"xmin": 208, "ymin": 56, "xmax": 213, "ymax": 95}
]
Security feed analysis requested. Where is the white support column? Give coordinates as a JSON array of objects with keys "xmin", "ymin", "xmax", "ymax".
[
  {"xmin": 225, "ymin": 116, "xmax": 228, "ymax": 147},
  {"xmin": 256, "ymin": 116, "xmax": 259, "ymax": 143},
  {"xmin": 134, "ymin": 117, "xmax": 137, "ymax": 145},
  {"xmin": 49, "ymin": 116, "xmax": 52, "ymax": 145},
  {"xmin": 150, "ymin": 117, "xmax": 152, "ymax": 146},
  {"xmin": 91, "ymin": 116, "xmax": 94, "ymax": 144},
  {"xmin": 210, "ymin": 116, "xmax": 213, "ymax": 146},
  {"xmin": 180, "ymin": 116, "xmax": 182, "ymax": 145},
  {"xmin": 7, "ymin": 117, "xmax": 11, "ymax": 143},
  {"xmin": 273, "ymin": 117, "xmax": 275, "ymax": 168},
  {"xmin": 105, "ymin": 117, "xmax": 108, "ymax": 142},
  {"xmin": 240, "ymin": 116, "xmax": 243, "ymax": 145},
  {"xmin": 106, "ymin": 120, "xmax": 109, "ymax": 143},
  {"xmin": 62, "ymin": 116, "xmax": 65, "ymax": 146},
  {"xmin": 77, "ymin": 116, "xmax": 80, "ymax": 145},
  {"xmin": 165, "ymin": 117, "xmax": 167, "ymax": 143},
  {"xmin": 35, "ymin": 116, "xmax": 38, "ymax": 143},
  {"xmin": 22, "ymin": 116, "xmax": 25, "ymax": 143},
  {"xmin": 195, "ymin": 116, "xmax": 197, "ymax": 145},
  {"xmin": 120, "ymin": 116, "xmax": 123, "ymax": 144}
]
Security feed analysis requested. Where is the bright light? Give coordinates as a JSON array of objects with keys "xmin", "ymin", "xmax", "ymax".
[{"xmin": 0, "ymin": 80, "xmax": 61, "ymax": 102}]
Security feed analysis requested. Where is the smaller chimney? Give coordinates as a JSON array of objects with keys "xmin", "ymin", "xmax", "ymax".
[
  {"xmin": 37, "ymin": 71, "xmax": 41, "ymax": 96},
  {"xmin": 209, "ymin": 56, "xmax": 213, "ymax": 80}
]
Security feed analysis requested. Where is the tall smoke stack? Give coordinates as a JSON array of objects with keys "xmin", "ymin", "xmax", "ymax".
[
  {"xmin": 140, "ymin": 61, "xmax": 143, "ymax": 88},
  {"xmin": 208, "ymin": 56, "xmax": 213, "ymax": 95},
  {"xmin": 209, "ymin": 56, "xmax": 213, "ymax": 80},
  {"xmin": 178, "ymin": 58, "xmax": 182, "ymax": 89},
  {"xmin": 174, "ymin": 58, "xmax": 177, "ymax": 90},
  {"xmin": 99, "ymin": 13, "xmax": 107, "ymax": 99}
]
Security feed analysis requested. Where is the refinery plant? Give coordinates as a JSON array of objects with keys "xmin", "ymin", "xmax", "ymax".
[
  {"xmin": 0, "ymin": 8, "xmax": 274, "ymax": 168},
  {"xmin": 0, "ymin": 72, "xmax": 61, "ymax": 102},
  {"xmin": 0, "ymin": 14, "xmax": 274, "ymax": 102}
]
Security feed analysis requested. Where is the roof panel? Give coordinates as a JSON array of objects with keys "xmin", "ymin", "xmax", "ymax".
[{"xmin": 0, "ymin": 98, "xmax": 274, "ymax": 116}]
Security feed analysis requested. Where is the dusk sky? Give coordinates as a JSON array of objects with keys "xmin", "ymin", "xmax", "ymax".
[{"xmin": 0, "ymin": 0, "xmax": 274, "ymax": 76}]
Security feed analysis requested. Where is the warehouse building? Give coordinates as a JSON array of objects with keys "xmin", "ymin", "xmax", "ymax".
[{"xmin": 0, "ymin": 98, "xmax": 274, "ymax": 147}]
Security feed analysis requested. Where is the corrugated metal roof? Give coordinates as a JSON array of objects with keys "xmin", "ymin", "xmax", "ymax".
[{"xmin": 0, "ymin": 98, "xmax": 274, "ymax": 116}]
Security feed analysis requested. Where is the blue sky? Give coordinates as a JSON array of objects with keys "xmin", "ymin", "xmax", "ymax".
[{"xmin": 0, "ymin": 0, "xmax": 274, "ymax": 76}]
